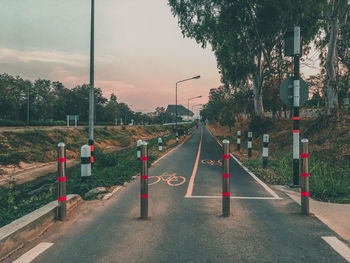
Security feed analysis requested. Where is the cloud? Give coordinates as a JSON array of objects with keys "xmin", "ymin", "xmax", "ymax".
[
  {"xmin": 0, "ymin": 48, "xmax": 88, "ymax": 68},
  {"xmin": 0, "ymin": 48, "xmax": 113, "ymax": 69}
]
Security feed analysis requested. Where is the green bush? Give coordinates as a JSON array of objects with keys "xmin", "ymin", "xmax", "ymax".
[{"xmin": 0, "ymin": 119, "xmax": 25, "ymax": 126}]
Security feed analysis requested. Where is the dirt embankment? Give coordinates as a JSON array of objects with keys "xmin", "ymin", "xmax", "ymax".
[{"xmin": 0, "ymin": 125, "xmax": 171, "ymax": 178}]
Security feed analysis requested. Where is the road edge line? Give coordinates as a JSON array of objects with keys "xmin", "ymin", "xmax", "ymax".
[
  {"xmin": 206, "ymin": 127, "xmax": 281, "ymax": 199},
  {"xmin": 151, "ymin": 132, "xmax": 194, "ymax": 166}
]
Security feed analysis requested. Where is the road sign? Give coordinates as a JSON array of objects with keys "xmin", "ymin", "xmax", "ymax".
[
  {"xmin": 285, "ymin": 27, "xmax": 301, "ymax": 57},
  {"xmin": 280, "ymin": 77, "xmax": 309, "ymax": 107}
]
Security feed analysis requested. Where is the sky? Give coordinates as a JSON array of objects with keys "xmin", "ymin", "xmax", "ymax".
[
  {"xmin": 0, "ymin": 0, "xmax": 221, "ymax": 114},
  {"xmin": 0, "ymin": 1, "xmax": 320, "ymax": 115}
]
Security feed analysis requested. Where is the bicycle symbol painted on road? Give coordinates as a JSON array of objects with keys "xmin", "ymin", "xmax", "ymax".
[
  {"xmin": 148, "ymin": 173, "xmax": 186, "ymax": 187},
  {"xmin": 201, "ymin": 159, "xmax": 222, "ymax": 167}
]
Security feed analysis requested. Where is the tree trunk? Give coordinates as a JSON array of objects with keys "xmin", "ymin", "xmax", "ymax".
[
  {"xmin": 253, "ymin": 74, "xmax": 264, "ymax": 117},
  {"xmin": 325, "ymin": 7, "xmax": 340, "ymax": 111}
]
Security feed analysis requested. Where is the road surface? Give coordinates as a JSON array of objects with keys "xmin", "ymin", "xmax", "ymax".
[{"xmin": 5, "ymin": 124, "xmax": 349, "ymax": 263}]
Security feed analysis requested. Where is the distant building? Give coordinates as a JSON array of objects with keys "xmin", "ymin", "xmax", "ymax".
[{"xmin": 166, "ymin": 105, "xmax": 194, "ymax": 121}]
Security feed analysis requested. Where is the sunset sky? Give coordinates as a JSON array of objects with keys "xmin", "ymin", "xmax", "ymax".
[
  {"xmin": 0, "ymin": 1, "xmax": 319, "ymax": 114},
  {"xmin": 0, "ymin": 0, "xmax": 221, "ymax": 114}
]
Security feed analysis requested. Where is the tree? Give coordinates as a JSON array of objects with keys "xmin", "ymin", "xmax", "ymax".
[
  {"xmin": 103, "ymin": 93, "xmax": 119, "ymax": 122},
  {"xmin": 322, "ymin": 0, "xmax": 349, "ymax": 111},
  {"xmin": 169, "ymin": 0, "xmax": 325, "ymax": 116}
]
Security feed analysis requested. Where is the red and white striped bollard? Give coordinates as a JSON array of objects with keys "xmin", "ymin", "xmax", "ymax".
[{"xmin": 57, "ymin": 142, "xmax": 67, "ymax": 221}]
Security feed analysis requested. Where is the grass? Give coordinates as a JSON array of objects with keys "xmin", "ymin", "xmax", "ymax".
[
  {"xmin": 243, "ymin": 150, "xmax": 350, "ymax": 204},
  {"xmin": 0, "ymin": 125, "xmax": 172, "ymax": 165}
]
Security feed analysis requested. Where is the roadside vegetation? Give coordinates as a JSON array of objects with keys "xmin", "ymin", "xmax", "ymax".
[
  {"xmin": 0, "ymin": 123, "xmax": 196, "ymax": 227},
  {"xmin": 0, "ymin": 73, "xmax": 178, "ymax": 127},
  {"xmin": 208, "ymin": 115, "xmax": 350, "ymax": 204},
  {"xmin": 0, "ymin": 125, "xmax": 171, "ymax": 167}
]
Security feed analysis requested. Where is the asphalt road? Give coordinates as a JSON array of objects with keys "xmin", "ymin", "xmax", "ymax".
[{"xmin": 7, "ymin": 123, "xmax": 348, "ymax": 263}]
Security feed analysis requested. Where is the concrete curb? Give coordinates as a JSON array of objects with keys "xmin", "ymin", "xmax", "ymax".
[{"xmin": 0, "ymin": 194, "xmax": 82, "ymax": 260}]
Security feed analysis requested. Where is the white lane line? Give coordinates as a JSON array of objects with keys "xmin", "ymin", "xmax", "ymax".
[
  {"xmin": 186, "ymin": 196, "xmax": 282, "ymax": 200},
  {"xmin": 185, "ymin": 127, "xmax": 203, "ymax": 197},
  {"xmin": 12, "ymin": 242, "xmax": 54, "ymax": 263},
  {"xmin": 151, "ymin": 136, "xmax": 189, "ymax": 166},
  {"xmin": 206, "ymin": 127, "xmax": 280, "ymax": 199},
  {"xmin": 322, "ymin": 236, "xmax": 350, "ymax": 262}
]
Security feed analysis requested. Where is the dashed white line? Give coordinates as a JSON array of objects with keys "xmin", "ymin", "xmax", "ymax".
[
  {"xmin": 12, "ymin": 242, "xmax": 53, "ymax": 263},
  {"xmin": 322, "ymin": 236, "xmax": 350, "ymax": 262}
]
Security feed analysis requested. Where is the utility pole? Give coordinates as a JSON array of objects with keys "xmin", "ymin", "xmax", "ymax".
[
  {"xmin": 293, "ymin": 27, "xmax": 300, "ymax": 186},
  {"xmin": 88, "ymin": 0, "xmax": 95, "ymax": 167}
]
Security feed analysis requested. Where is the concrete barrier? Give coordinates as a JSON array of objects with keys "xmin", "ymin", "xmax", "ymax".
[{"xmin": 0, "ymin": 194, "xmax": 82, "ymax": 260}]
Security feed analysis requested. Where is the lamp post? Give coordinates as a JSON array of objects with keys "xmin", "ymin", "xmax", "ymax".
[
  {"xmin": 88, "ymin": 0, "xmax": 95, "ymax": 167},
  {"xmin": 188, "ymin": 95, "xmax": 202, "ymax": 121},
  {"xmin": 27, "ymin": 84, "xmax": 30, "ymax": 126},
  {"xmin": 192, "ymin": 104, "xmax": 203, "ymax": 120},
  {"xmin": 175, "ymin": 75, "xmax": 200, "ymax": 129}
]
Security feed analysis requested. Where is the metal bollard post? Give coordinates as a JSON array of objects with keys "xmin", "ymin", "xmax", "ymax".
[
  {"xmin": 81, "ymin": 144, "xmax": 91, "ymax": 180},
  {"xmin": 176, "ymin": 132, "xmax": 179, "ymax": 143},
  {"xmin": 140, "ymin": 141, "xmax": 148, "ymax": 219},
  {"xmin": 184, "ymin": 130, "xmax": 186, "ymax": 138},
  {"xmin": 262, "ymin": 134, "xmax": 269, "ymax": 169},
  {"xmin": 158, "ymin": 137, "xmax": 163, "ymax": 152},
  {"xmin": 57, "ymin": 143, "xmax": 67, "ymax": 221},
  {"xmin": 248, "ymin": 131, "xmax": 252, "ymax": 158},
  {"xmin": 222, "ymin": 140, "xmax": 230, "ymax": 217},
  {"xmin": 137, "ymin": 139, "xmax": 142, "ymax": 158},
  {"xmin": 89, "ymin": 140, "xmax": 94, "ymax": 168},
  {"xmin": 237, "ymin": 131, "xmax": 241, "ymax": 151},
  {"xmin": 301, "ymin": 139, "xmax": 310, "ymax": 215}
]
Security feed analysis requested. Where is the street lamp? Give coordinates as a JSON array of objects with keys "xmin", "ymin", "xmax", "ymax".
[
  {"xmin": 88, "ymin": 0, "xmax": 95, "ymax": 166},
  {"xmin": 175, "ymin": 75, "xmax": 200, "ymax": 128},
  {"xmin": 192, "ymin": 104, "xmax": 203, "ymax": 120},
  {"xmin": 187, "ymin": 95, "xmax": 202, "ymax": 120}
]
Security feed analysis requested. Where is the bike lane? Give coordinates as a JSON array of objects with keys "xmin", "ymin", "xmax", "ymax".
[
  {"xmin": 8, "ymin": 124, "xmax": 348, "ymax": 263},
  {"xmin": 19, "ymin": 128, "xmax": 202, "ymax": 263}
]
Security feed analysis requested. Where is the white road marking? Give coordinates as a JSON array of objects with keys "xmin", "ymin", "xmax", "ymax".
[
  {"xmin": 102, "ymin": 186, "xmax": 122, "ymax": 200},
  {"xmin": 322, "ymin": 236, "xmax": 350, "ymax": 262},
  {"xmin": 12, "ymin": 242, "xmax": 53, "ymax": 263},
  {"xmin": 185, "ymin": 127, "xmax": 203, "ymax": 197},
  {"xmin": 229, "ymin": 153, "xmax": 280, "ymax": 199},
  {"xmin": 151, "ymin": 137, "xmax": 188, "ymax": 166},
  {"xmin": 206, "ymin": 127, "xmax": 280, "ymax": 199},
  {"xmin": 186, "ymin": 196, "xmax": 282, "ymax": 200}
]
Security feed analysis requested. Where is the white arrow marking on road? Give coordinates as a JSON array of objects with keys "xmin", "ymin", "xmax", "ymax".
[{"xmin": 12, "ymin": 242, "xmax": 54, "ymax": 263}]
